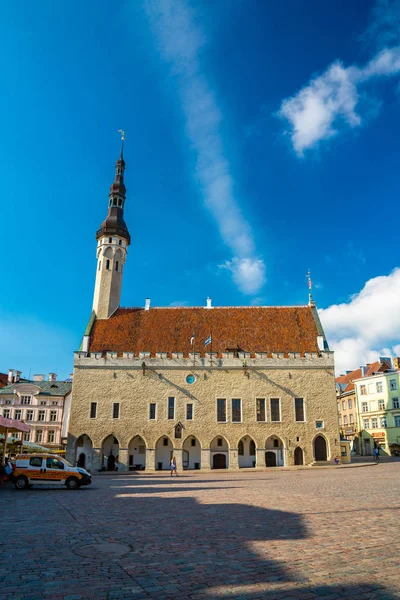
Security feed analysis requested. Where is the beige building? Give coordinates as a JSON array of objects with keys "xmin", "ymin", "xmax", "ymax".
[
  {"xmin": 0, "ymin": 370, "xmax": 72, "ymax": 450},
  {"xmin": 66, "ymin": 146, "xmax": 341, "ymax": 472}
]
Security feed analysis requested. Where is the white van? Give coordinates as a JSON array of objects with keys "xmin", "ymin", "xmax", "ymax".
[{"xmin": 13, "ymin": 454, "xmax": 92, "ymax": 490}]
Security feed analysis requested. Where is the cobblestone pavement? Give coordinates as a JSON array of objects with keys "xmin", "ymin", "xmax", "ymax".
[{"xmin": 1, "ymin": 464, "xmax": 400, "ymax": 600}]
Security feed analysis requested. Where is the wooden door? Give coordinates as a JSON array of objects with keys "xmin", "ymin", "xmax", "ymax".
[
  {"xmin": 265, "ymin": 451, "xmax": 277, "ymax": 467},
  {"xmin": 314, "ymin": 436, "xmax": 327, "ymax": 461},
  {"xmin": 294, "ymin": 447, "xmax": 303, "ymax": 465},
  {"xmin": 213, "ymin": 453, "xmax": 227, "ymax": 469}
]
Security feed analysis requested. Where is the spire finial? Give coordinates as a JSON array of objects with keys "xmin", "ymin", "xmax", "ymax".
[
  {"xmin": 118, "ymin": 129, "xmax": 125, "ymax": 158},
  {"xmin": 306, "ymin": 268, "xmax": 315, "ymax": 306}
]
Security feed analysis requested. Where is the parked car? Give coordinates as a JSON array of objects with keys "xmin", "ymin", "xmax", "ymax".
[{"xmin": 13, "ymin": 454, "xmax": 92, "ymax": 490}]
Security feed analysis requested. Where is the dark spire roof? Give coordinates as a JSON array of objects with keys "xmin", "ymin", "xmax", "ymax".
[{"xmin": 96, "ymin": 145, "xmax": 131, "ymax": 244}]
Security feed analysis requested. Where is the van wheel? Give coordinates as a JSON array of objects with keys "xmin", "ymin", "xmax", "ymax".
[
  {"xmin": 66, "ymin": 477, "xmax": 79, "ymax": 490},
  {"xmin": 15, "ymin": 476, "xmax": 29, "ymax": 490}
]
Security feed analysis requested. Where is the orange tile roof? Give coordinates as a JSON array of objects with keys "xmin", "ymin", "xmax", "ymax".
[
  {"xmin": 336, "ymin": 360, "xmax": 391, "ymax": 392},
  {"xmin": 89, "ymin": 306, "xmax": 321, "ymax": 357}
]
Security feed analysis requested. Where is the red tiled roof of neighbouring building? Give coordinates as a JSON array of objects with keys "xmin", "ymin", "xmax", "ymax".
[
  {"xmin": 335, "ymin": 360, "xmax": 391, "ymax": 392},
  {"xmin": 0, "ymin": 373, "xmax": 8, "ymax": 388},
  {"xmin": 88, "ymin": 306, "xmax": 322, "ymax": 357}
]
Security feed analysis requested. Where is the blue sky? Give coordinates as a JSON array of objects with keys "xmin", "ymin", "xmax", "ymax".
[{"xmin": 1, "ymin": 0, "xmax": 400, "ymax": 378}]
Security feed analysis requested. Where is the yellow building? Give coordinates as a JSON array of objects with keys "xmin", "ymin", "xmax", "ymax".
[{"xmin": 66, "ymin": 147, "xmax": 341, "ymax": 472}]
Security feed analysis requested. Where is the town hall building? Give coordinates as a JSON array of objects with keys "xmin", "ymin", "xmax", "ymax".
[{"xmin": 66, "ymin": 143, "xmax": 340, "ymax": 472}]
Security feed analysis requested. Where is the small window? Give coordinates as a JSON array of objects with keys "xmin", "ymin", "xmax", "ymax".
[
  {"xmin": 393, "ymin": 398, "xmax": 399, "ymax": 409},
  {"xmin": 14, "ymin": 409, "xmax": 21, "ymax": 420},
  {"xmin": 348, "ymin": 399, "xmax": 352, "ymax": 409},
  {"xmin": 168, "ymin": 397, "xmax": 175, "ymax": 420},
  {"xmin": 361, "ymin": 402, "xmax": 368, "ymax": 413},
  {"xmin": 113, "ymin": 402, "xmax": 120, "ymax": 419},
  {"xmin": 109, "ymin": 237, "xmax": 112, "ymax": 243},
  {"xmin": 376, "ymin": 382, "xmax": 383, "ymax": 393},
  {"xmin": 149, "ymin": 403, "xmax": 156, "ymax": 420},
  {"xmin": 389, "ymin": 379, "xmax": 397, "ymax": 391},
  {"xmin": 186, "ymin": 403, "xmax": 193, "ymax": 420},
  {"xmin": 363, "ymin": 418, "xmax": 369, "ymax": 429},
  {"xmin": 270, "ymin": 398, "xmax": 281, "ymax": 422},
  {"xmin": 316, "ymin": 420, "xmax": 324, "ymax": 429},
  {"xmin": 118, "ymin": 199, "xmax": 122, "ymax": 207},
  {"xmin": 113, "ymin": 198, "xmax": 117, "ymax": 206},
  {"xmin": 191, "ymin": 438, "xmax": 196, "ymax": 447},
  {"xmin": 163, "ymin": 437, "xmax": 169, "ymax": 447},
  {"xmin": 360, "ymin": 385, "xmax": 367, "ymax": 395},
  {"xmin": 38, "ymin": 410, "xmax": 45, "ymax": 422},
  {"xmin": 217, "ymin": 438, "xmax": 223, "ymax": 447},
  {"xmin": 296, "ymin": 436, "xmax": 300, "ymax": 442},
  {"xmin": 40, "ymin": 401, "xmax": 46, "ymax": 406},
  {"xmin": 52, "ymin": 401, "xmax": 58, "ymax": 406},
  {"xmin": 394, "ymin": 415, "xmax": 400, "ymax": 427},
  {"xmin": 3, "ymin": 409, "xmax": 10, "ymax": 418},
  {"xmin": 342, "ymin": 400, "xmax": 346, "ymax": 411},
  {"xmin": 256, "ymin": 398, "xmax": 266, "ymax": 422},
  {"xmin": 106, "ymin": 259, "xmax": 110, "ymax": 270},
  {"xmin": 20, "ymin": 396, "xmax": 31, "ymax": 405},
  {"xmin": 378, "ymin": 400, "xmax": 385, "ymax": 410},
  {"xmin": 371, "ymin": 417, "xmax": 378, "ymax": 428},
  {"xmin": 29, "ymin": 457, "xmax": 42, "ymax": 467},
  {"xmin": 26, "ymin": 410, "xmax": 33, "ymax": 421},
  {"xmin": 238, "ymin": 440, "xmax": 244, "ymax": 455},
  {"xmin": 217, "ymin": 399, "xmax": 226, "ymax": 422},
  {"xmin": 115, "ymin": 261, "xmax": 119, "ymax": 272},
  {"xmin": 47, "ymin": 430, "xmax": 55, "ymax": 443},
  {"xmin": 380, "ymin": 417, "xmax": 387, "ymax": 428},
  {"xmin": 295, "ymin": 398, "xmax": 305, "ymax": 422},
  {"xmin": 90, "ymin": 402, "xmax": 97, "ymax": 419},
  {"xmin": 273, "ymin": 439, "xmax": 279, "ymax": 448},
  {"xmin": 232, "ymin": 398, "xmax": 241, "ymax": 422},
  {"xmin": 46, "ymin": 457, "xmax": 63, "ymax": 469},
  {"xmin": 174, "ymin": 424, "xmax": 182, "ymax": 439},
  {"xmin": 50, "ymin": 410, "xmax": 57, "ymax": 422},
  {"xmin": 349, "ymin": 414, "xmax": 354, "ymax": 424},
  {"xmin": 119, "ymin": 240, "xmax": 122, "ymax": 246},
  {"xmin": 343, "ymin": 415, "xmax": 348, "ymax": 425}
]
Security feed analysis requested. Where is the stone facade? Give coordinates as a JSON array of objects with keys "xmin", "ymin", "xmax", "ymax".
[{"xmin": 66, "ymin": 352, "xmax": 340, "ymax": 471}]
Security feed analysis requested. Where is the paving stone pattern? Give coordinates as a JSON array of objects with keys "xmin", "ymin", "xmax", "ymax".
[{"xmin": 1, "ymin": 464, "xmax": 399, "ymax": 600}]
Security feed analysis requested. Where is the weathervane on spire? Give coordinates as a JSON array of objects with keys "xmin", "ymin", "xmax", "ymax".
[
  {"xmin": 118, "ymin": 129, "xmax": 125, "ymax": 158},
  {"xmin": 306, "ymin": 268, "xmax": 315, "ymax": 306}
]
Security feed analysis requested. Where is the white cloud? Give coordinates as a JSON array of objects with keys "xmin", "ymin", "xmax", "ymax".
[
  {"xmin": 319, "ymin": 268, "xmax": 400, "ymax": 374},
  {"xmin": 145, "ymin": 0, "xmax": 265, "ymax": 294},
  {"xmin": 278, "ymin": 46, "xmax": 400, "ymax": 155},
  {"xmin": 219, "ymin": 258, "xmax": 266, "ymax": 295}
]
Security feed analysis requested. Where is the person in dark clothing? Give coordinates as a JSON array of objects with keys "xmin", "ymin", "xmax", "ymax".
[{"xmin": 107, "ymin": 453, "xmax": 116, "ymax": 471}]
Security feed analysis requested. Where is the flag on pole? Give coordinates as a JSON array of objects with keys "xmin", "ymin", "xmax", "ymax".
[
  {"xmin": 190, "ymin": 333, "xmax": 195, "ymax": 345},
  {"xmin": 204, "ymin": 334, "xmax": 212, "ymax": 347}
]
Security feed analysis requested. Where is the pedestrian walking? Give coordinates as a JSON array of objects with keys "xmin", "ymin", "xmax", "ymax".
[
  {"xmin": 373, "ymin": 447, "xmax": 380, "ymax": 462},
  {"xmin": 170, "ymin": 456, "xmax": 178, "ymax": 477}
]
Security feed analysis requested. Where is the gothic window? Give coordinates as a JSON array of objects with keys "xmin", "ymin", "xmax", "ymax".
[
  {"xmin": 217, "ymin": 438, "xmax": 223, "ymax": 447},
  {"xmin": 238, "ymin": 440, "xmax": 244, "ymax": 455},
  {"xmin": 115, "ymin": 261, "xmax": 119, "ymax": 272},
  {"xmin": 106, "ymin": 259, "xmax": 110, "ymax": 270},
  {"xmin": 174, "ymin": 424, "xmax": 182, "ymax": 439}
]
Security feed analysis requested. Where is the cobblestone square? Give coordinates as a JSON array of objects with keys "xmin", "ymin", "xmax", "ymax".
[{"xmin": 1, "ymin": 464, "xmax": 399, "ymax": 600}]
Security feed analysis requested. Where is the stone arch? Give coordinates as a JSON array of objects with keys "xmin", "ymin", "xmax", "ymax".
[
  {"xmin": 155, "ymin": 435, "xmax": 173, "ymax": 470},
  {"xmin": 238, "ymin": 435, "xmax": 256, "ymax": 468},
  {"xmin": 294, "ymin": 446, "xmax": 304, "ymax": 466},
  {"xmin": 128, "ymin": 435, "xmax": 147, "ymax": 470},
  {"xmin": 182, "ymin": 435, "xmax": 201, "ymax": 470},
  {"xmin": 75, "ymin": 434, "xmax": 93, "ymax": 470},
  {"xmin": 103, "ymin": 246, "xmax": 113, "ymax": 258},
  {"xmin": 313, "ymin": 434, "xmax": 328, "ymax": 461},
  {"xmin": 265, "ymin": 435, "xmax": 285, "ymax": 467},
  {"xmin": 101, "ymin": 434, "xmax": 120, "ymax": 471},
  {"xmin": 210, "ymin": 435, "xmax": 229, "ymax": 469}
]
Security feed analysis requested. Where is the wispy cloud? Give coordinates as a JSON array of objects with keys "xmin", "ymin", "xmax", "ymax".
[
  {"xmin": 278, "ymin": 46, "xmax": 400, "ymax": 155},
  {"xmin": 144, "ymin": 0, "xmax": 265, "ymax": 294},
  {"xmin": 319, "ymin": 268, "xmax": 400, "ymax": 374}
]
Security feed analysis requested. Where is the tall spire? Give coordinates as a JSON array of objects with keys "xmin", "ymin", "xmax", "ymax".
[{"xmin": 96, "ymin": 132, "xmax": 130, "ymax": 244}]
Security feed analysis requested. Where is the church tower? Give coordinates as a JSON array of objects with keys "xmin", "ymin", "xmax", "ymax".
[{"xmin": 92, "ymin": 140, "xmax": 130, "ymax": 319}]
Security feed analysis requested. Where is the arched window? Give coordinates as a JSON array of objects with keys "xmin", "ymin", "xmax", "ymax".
[
  {"xmin": 249, "ymin": 440, "xmax": 256, "ymax": 455},
  {"xmin": 174, "ymin": 424, "xmax": 182, "ymax": 439},
  {"xmin": 238, "ymin": 440, "xmax": 244, "ymax": 455},
  {"xmin": 113, "ymin": 198, "xmax": 117, "ymax": 206},
  {"xmin": 106, "ymin": 259, "xmax": 110, "ymax": 270},
  {"xmin": 115, "ymin": 261, "xmax": 119, "ymax": 272},
  {"xmin": 118, "ymin": 199, "xmax": 122, "ymax": 207},
  {"xmin": 108, "ymin": 237, "xmax": 112, "ymax": 243}
]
